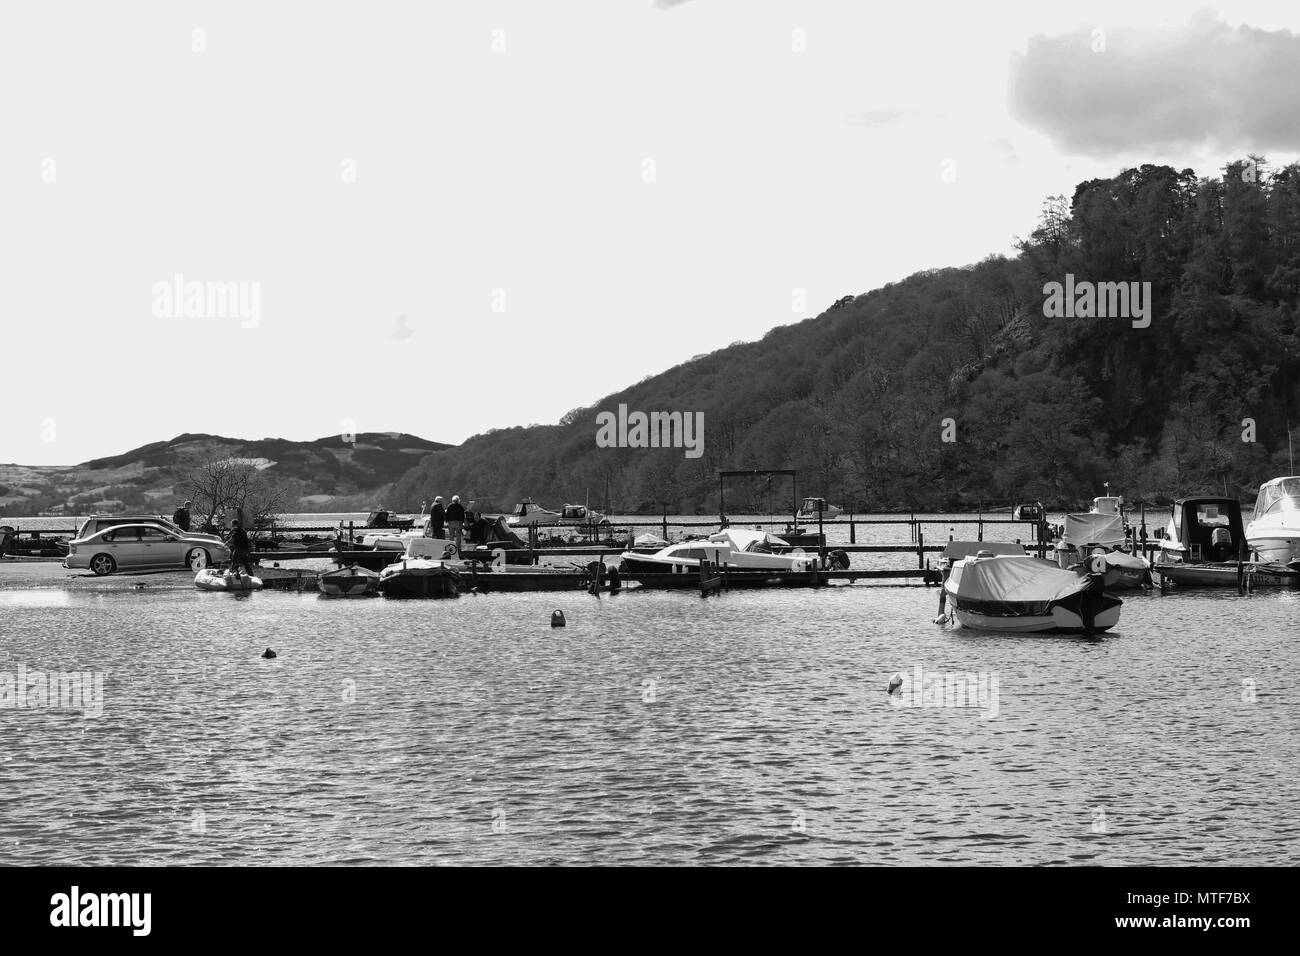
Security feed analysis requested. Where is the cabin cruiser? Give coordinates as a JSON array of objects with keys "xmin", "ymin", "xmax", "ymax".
[
  {"xmin": 618, "ymin": 528, "xmax": 822, "ymax": 575},
  {"xmin": 1052, "ymin": 495, "xmax": 1150, "ymax": 588},
  {"xmin": 941, "ymin": 544, "xmax": 1121, "ymax": 634},
  {"xmin": 507, "ymin": 498, "xmax": 561, "ymax": 527},
  {"xmin": 797, "ymin": 497, "xmax": 842, "ymax": 519},
  {"xmin": 1245, "ymin": 476, "xmax": 1300, "ymax": 564},
  {"xmin": 560, "ymin": 503, "xmax": 609, "ymax": 525},
  {"xmin": 1153, "ymin": 496, "xmax": 1298, "ymax": 587}
]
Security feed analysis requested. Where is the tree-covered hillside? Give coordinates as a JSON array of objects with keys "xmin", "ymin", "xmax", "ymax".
[{"xmin": 394, "ymin": 159, "xmax": 1300, "ymax": 513}]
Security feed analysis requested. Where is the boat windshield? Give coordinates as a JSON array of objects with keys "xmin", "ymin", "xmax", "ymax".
[{"xmin": 1254, "ymin": 478, "xmax": 1300, "ymax": 517}]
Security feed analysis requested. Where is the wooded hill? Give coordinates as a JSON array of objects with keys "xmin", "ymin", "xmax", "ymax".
[{"xmin": 393, "ymin": 159, "xmax": 1300, "ymax": 514}]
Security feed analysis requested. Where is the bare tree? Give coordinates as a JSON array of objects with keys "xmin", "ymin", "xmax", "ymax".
[{"xmin": 185, "ymin": 458, "xmax": 292, "ymax": 531}]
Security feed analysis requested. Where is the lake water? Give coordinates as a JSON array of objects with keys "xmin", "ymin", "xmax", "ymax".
[{"xmin": 1, "ymin": 514, "xmax": 1296, "ymax": 866}]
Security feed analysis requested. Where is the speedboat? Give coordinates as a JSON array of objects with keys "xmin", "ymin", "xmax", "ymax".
[
  {"xmin": 507, "ymin": 499, "xmax": 561, "ymax": 527},
  {"xmin": 797, "ymin": 497, "xmax": 842, "ymax": 519},
  {"xmin": 1052, "ymin": 494, "xmax": 1150, "ymax": 588},
  {"xmin": 318, "ymin": 564, "xmax": 380, "ymax": 597},
  {"xmin": 1245, "ymin": 476, "xmax": 1300, "ymax": 564},
  {"xmin": 1153, "ymin": 496, "xmax": 1299, "ymax": 587},
  {"xmin": 941, "ymin": 546, "xmax": 1121, "ymax": 634},
  {"xmin": 618, "ymin": 528, "xmax": 822, "ymax": 575},
  {"xmin": 363, "ymin": 508, "xmax": 414, "ymax": 531},
  {"xmin": 377, "ymin": 557, "xmax": 460, "ymax": 598}
]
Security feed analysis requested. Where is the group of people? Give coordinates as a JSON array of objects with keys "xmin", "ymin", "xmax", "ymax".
[{"xmin": 421, "ymin": 495, "xmax": 492, "ymax": 550}]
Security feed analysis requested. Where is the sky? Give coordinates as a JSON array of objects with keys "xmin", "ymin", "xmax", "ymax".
[{"xmin": 3, "ymin": 0, "xmax": 1299, "ymax": 465}]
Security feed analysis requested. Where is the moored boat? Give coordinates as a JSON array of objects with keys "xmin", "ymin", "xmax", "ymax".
[
  {"xmin": 318, "ymin": 563, "xmax": 380, "ymax": 597},
  {"xmin": 506, "ymin": 498, "xmax": 562, "ymax": 527},
  {"xmin": 619, "ymin": 527, "xmax": 824, "ymax": 575},
  {"xmin": 377, "ymin": 557, "xmax": 460, "ymax": 598},
  {"xmin": 1052, "ymin": 493, "xmax": 1151, "ymax": 588},
  {"xmin": 797, "ymin": 497, "xmax": 843, "ymax": 519},
  {"xmin": 941, "ymin": 546, "xmax": 1121, "ymax": 634},
  {"xmin": 1151, "ymin": 496, "xmax": 1298, "ymax": 587},
  {"xmin": 1245, "ymin": 476, "xmax": 1300, "ymax": 564}
]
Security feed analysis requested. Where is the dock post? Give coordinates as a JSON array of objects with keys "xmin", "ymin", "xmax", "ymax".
[
  {"xmin": 917, "ymin": 529, "xmax": 925, "ymax": 568},
  {"xmin": 662, "ymin": 506, "xmax": 668, "ymax": 542},
  {"xmin": 849, "ymin": 513, "xmax": 856, "ymax": 544}
]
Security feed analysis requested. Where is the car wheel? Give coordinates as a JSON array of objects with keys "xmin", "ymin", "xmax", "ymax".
[
  {"xmin": 90, "ymin": 554, "xmax": 116, "ymax": 576},
  {"xmin": 187, "ymin": 548, "xmax": 211, "ymax": 571}
]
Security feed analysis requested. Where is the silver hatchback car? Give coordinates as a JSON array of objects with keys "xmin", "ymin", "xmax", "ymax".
[{"xmin": 65, "ymin": 523, "xmax": 232, "ymax": 575}]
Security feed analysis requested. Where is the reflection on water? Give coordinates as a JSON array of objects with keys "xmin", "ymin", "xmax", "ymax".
[{"xmin": 0, "ymin": 575, "xmax": 1296, "ymax": 865}]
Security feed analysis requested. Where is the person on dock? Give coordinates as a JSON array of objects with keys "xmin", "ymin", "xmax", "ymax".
[
  {"xmin": 226, "ymin": 519, "xmax": 253, "ymax": 575},
  {"xmin": 173, "ymin": 500, "xmax": 192, "ymax": 532},
  {"xmin": 427, "ymin": 496, "xmax": 445, "ymax": 539},
  {"xmin": 446, "ymin": 495, "xmax": 465, "ymax": 549}
]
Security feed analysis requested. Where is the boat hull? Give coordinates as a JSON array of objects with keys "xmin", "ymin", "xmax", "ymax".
[
  {"xmin": 1153, "ymin": 561, "xmax": 1299, "ymax": 588},
  {"xmin": 1244, "ymin": 535, "xmax": 1300, "ymax": 564},
  {"xmin": 318, "ymin": 567, "xmax": 379, "ymax": 597},
  {"xmin": 947, "ymin": 591, "xmax": 1122, "ymax": 634},
  {"xmin": 194, "ymin": 569, "xmax": 263, "ymax": 591},
  {"xmin": 378, "ymin": 563, "xmax": 460, "ymax": 598}
]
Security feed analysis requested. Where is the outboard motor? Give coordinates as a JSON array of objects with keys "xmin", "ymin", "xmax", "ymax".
[{"xmin": 1209, "ymin": 527, "xmax": 1233, "ymax": 562}]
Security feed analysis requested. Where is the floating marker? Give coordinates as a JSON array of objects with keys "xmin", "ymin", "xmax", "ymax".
[
  {"xmin": 551, "ymin": 610, "xmax": 565, "ymax": 627},
  {"xmin": 262, "ymin": 648, "xmax": 277, "ymax": 659}
]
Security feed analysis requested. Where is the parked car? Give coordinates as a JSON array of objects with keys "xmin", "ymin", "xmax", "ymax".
[
  {"xmin": 65, "ymin": 523, "xmax": 232, "ymax": 575},
  {"xmin": 75, "ymin": 514, "xmax": 225, "ymax": 546}
]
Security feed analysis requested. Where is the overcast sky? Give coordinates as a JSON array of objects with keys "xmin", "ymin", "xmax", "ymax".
[{"xmin": 3, "ymin": 0, "xmax": 1299, "ymax": 465}]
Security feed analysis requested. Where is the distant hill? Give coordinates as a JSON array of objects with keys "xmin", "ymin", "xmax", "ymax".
[
  {"xmin": 390, "ymin": 159, "xmax": 1300, "ymax": 513},
  {"xmin": 0, "ymin": 432, "xmax": 450, "ymax": 516}
]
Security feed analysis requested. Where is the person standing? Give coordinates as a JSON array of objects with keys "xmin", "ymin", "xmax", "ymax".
[
  {"xmin": 173, "ymin": 499, "xmax": 192, "ymax": 532},
  {"xmin": 428, "ymin": 496, "xmax": 446, "ymax": 539},
  {"xmin": 446, "ymin": 495, "xmax": 465, "ymax": 550},
  {"xmin": 226, "ymin": 519, "xmax": 253, "ymax": 575}
]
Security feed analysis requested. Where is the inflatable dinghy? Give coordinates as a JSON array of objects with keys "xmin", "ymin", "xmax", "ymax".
[{"xmin": 194, "ymin": 568, "xmax": 263, "ymax": 591}]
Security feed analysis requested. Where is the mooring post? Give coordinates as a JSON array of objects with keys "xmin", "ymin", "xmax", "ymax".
[
  {"xmin": 662, "ymin": 506, "xmax": 668, "ymax": 542},
  {"xmin": 917, "ymin": 529, "xmax": 925, "ymax": 569},
  {"xmin": 849, "ymin": 512, "xmax": 856, "ymax": 544}
]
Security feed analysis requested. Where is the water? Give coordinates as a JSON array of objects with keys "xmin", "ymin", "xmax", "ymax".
[{"xmin": 1, "ymin": 561, "xmax": 1296, "ymax": 865}]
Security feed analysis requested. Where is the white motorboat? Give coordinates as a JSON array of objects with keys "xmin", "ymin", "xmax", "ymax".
[
  {"xmin": 797, "ymin": 497, "xmax": 843, "ymax": 519},
  {"xmin": 941, "ymin": 548, "xmax": 1121, "ymax": 634},
  {"xmin": 618, "ymin": 527, "xmax": 821, "ymax": 575},
  {"xmin": 506, "ymin": 498, "xmax": 562, "ymax": 527},
  {"xmin": 1245, "ymin": 476, "xmax": 1300, "ymax": 564}
]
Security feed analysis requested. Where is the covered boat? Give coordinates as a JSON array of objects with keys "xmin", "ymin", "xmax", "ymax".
[
  {"xmin": 318, "ymin": 564, "xmax": 380, "ymax": 597},
  {"xmin": 194, "ymin": 568, "xmax": 263, "ymax": 591},
  {"xmin": 1245, "ymin": 476, "xmax": 1300, "ymax": 564},
  {"xmin": 377, "ymin": 557, "xmax": 460, "ymax": 598},
  {"xmin": 942, "ymin": 550, "xmax": 1121, "ymax": 634},
  {"xmin": 1052, "ymin": 502, "xmax": 1150, "ymax": 589}
]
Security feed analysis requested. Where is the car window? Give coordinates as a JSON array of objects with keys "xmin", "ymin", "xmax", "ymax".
[
  {"xmin": 108, "ymin": 528, "xmax": 141, "ymax": 542},
  {"xmin": 139, "ymin": 527, "xmax": 169, "ymax": 540}
]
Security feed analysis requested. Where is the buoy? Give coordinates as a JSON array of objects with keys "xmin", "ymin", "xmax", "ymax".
[
  {"xmin": 887, "ymin": 673, "xmax": 904, "ymax": 695},
  {"xmin": 261, "ymin": 648, "xmax": 277, "ymax": 659},
  {"xmin": 551, "ymin": 610, "xmax": 565, "ymax": 627}
]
